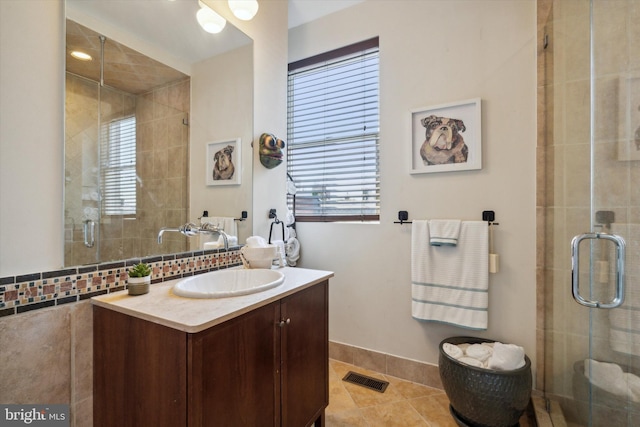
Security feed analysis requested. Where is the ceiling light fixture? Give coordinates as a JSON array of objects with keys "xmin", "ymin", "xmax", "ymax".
[
  {"xmin": 197, "ymin": 1, "xmax": 227, "ymax": 34},
  {"xmin": 70, "ymin": 51, "xmax": 92, "ymax": 61},
  {"xmin": 228, "ymin": 0, "xmax": 259, "ymax": 21}
]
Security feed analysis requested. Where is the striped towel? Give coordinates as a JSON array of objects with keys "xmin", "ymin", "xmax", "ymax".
[
  {"xmin": 429, "ymin": 219, "xmax": 462, "ymax": 246},
  {"xmin": 411, "ymin": 220, "xmax": 489, "ymax": 330}
]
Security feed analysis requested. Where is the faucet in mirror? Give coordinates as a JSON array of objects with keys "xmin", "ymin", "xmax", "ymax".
[{"xmin": 158, "ymin": 223, "xmax": 230, "ymax": 250}]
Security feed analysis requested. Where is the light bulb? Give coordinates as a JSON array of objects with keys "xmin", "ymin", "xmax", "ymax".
[
  {"xmin": 197, "ymin": 4, "xmax": 227, "ymax": 34},
  {"xmin": 70, "ymin": 51, "xmax": 92, "ymax": 61},
  {"xmin": 228, "ymin": 0, "xmax": 259, "ymax": 21}
]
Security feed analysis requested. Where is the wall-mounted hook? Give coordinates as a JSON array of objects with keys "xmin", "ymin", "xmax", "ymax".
[
  {"xmin": 394, "ymin": 210, "xmax": 412, "ymax": 225},
  {"xmin": 482, "ymin": 210, "xmax": 499, "ymax": 226}
]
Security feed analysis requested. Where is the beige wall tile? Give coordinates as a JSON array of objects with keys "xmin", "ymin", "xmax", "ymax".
[
  {"xmin": 329, "ymin": 341, "xmax": 356, "ymax": 364},
  {"xmin": 386, "ymin": 354, "xmax": 427, "ymax": 385},
  {"xmin": 0, "ymin": 307, "xmax": 71, "ymax": 403},
  {"xmin": 353, "ymin": 346, "xmax": 386, "ymax": 374}
]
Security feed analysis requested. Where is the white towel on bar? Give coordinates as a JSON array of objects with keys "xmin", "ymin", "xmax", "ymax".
[
  {"xmin": 200, "ymin": 217, "xmax": 238, "ymax": 249},
  {"xmin": 411, "ymin": 220, "xmax": 489, "ymax": 330},
  {"xmin": 201, "ymin": 216, "xmax": 237, "ymax": 236},
  {"xmin": 429, "ymin": 219, "xmax": 462, "ymax": 246}
]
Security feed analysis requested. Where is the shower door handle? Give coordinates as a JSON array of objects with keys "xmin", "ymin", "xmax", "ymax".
[
  {"xmin": 571, "ymin": 232, "xmax": 625, "ymax": 309},
  {"xmin": 83, "ymin": 220, "xmax": 95, "ymax": 248}
]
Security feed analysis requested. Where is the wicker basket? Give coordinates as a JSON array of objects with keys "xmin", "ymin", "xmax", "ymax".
[{"xmin": 439, "ymin": 337, "xmax": 532, "ymax": 427}]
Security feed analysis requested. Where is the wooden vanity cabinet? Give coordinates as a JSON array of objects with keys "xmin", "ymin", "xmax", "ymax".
[{"xmin": 94, "ymin": 280, "xmax": 328, "ymax": 427}]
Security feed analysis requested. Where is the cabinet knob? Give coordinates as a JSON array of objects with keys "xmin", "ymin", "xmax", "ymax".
[{"xmin": 278, "ymin": 318, "xmax": 291, "ymax": 327}]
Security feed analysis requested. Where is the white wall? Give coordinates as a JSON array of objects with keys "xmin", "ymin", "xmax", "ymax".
[
  {"xmin": 190, "ymin": 44, "xmax": 253, "ymax": 245},
  {"xmin": 0, "ymin": 0, "xmax": 65, "ymax": 276},
  {"xmin": 289, "ymin": 0, "xmax": 537, "ymax": 370},
  {"xmin": 206, "ymin": 0, "xmax": 289, "ymax": 241}
]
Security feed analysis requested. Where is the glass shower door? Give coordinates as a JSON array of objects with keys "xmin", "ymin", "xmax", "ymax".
[{"xmin": 569, "ymin": 1, "xmax": 640, "ymax": 425}]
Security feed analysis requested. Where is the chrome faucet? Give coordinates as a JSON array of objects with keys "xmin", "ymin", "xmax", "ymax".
[
  {"xmin": 157, "ymin": 223, "xmax": 229, "ymax": 250},
  {"xmin": 200, "ymin": 222, "xmax": 230, "ymax": 250},
  {"xmin": 157, "ymin": 227, "xmax": 178, "ymax": 244}
]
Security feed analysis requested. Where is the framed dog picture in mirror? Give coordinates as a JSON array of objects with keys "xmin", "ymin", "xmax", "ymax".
[
  {"xmin": 206, "ymin": 138, "xmax": 241, "ymax": 186},
  {"xmin": 410, "ymin": 98, "xmax": 482, "ymax": 174}
]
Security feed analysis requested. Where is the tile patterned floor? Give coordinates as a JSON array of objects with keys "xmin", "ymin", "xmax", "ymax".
[
  {"xmin": 327, "ymin": 359, "xmax": 457, "ymax": 426},
  {"xmin": 327, "ymin": 359, "xmax": 537, "ymax": 427}
]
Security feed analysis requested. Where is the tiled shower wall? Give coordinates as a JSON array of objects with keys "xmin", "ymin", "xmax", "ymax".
[
  {"xmin": 0, "ymin": 248, "xmax": 242, "ymax": 426},
  {"xmin": 134, "ymin": 77, "xmax": 191, "ymax": 258},
  {"xmin": 64, "ymin": 75, "xmax": 190, "ymax": 266}
]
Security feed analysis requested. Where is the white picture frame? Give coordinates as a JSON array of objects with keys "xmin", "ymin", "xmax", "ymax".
[
  {"xmin": 206, "ymin": 138, "xmax": 241, "ymax": 186},
  {"xmin": 410, "ymin": 98, "xmax": 482, "ymax": 174}
]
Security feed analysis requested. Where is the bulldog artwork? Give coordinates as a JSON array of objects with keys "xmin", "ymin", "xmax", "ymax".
[
  {"xmin": 213, "ymin": 145, "xmax": 235, "ymax": 180},
  {"xmin": 419, "ymin": 115, "xmax": 468, "ymax": 165}
]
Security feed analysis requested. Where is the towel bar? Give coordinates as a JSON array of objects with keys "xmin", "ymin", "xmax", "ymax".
[
  {"xmin": 394, "ymin": 210, "xmax": 500, "ymax": 226},
  {"xmin": 234, "ymin": 211, "xmax": 248, "ymax": 221}
]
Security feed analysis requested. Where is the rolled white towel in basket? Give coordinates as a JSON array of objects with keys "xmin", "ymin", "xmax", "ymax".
[
  {"xmin": 443, "ymin": 343, "xmax": 464, "ymax": 359},
  {"xmin": 487, "ymin": 342, "xmax": 525, "ymax": 371},
  {"xmin": 459, "ymin": 357, "xmax": 485, "ymax": 368},
  {"xmin": 466, "ymin": 344, "xmax": 493, "ymax": 363}
]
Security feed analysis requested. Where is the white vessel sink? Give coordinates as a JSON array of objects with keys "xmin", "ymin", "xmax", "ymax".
[{"xmin": 172, "ymin": 268, "xmax": 285, "ymax": 298}]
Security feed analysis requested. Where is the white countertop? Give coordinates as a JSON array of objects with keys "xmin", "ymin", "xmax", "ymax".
[{"xmin": 91, "ymin": 267, "xmax": 334, "ymax": 333}]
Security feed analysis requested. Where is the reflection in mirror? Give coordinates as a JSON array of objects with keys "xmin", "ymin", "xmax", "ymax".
[
  {"xmin": 64, "ymin": 1, "xmax": 253, "ymax": 267},
  {"xmin": 65, "ymin": 20, "xmax": 190, "ymax": 266}
]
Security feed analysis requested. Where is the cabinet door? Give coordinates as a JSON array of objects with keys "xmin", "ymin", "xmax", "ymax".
[
  {"xmin": 280, "ymin": 281, "xmax": 329, "ymax": 427},
  {"xmin": 189, "ymin": 301, "xmax": 280, "ymax": 427},
  {"xmin": 93, "ymin": 306, "xmax": 188, "ymax": 427}
]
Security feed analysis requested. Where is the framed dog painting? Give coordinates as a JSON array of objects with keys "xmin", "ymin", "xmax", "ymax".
[
  {"xmin": 410, "ymin": 98, "xmax": 482, "ymax": 174},
  {"xmin": 206, "ymin": 138, "xmax": 241, "ymax": 186}
]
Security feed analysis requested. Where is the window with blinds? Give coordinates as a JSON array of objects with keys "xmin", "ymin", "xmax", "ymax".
[
  {"xmin": 101, "ymin": 116, "xmax": 136, "ymax": 216},
  {"xmin": 287, "ymin": 37, "xmax": 380, "ymax": 222}
]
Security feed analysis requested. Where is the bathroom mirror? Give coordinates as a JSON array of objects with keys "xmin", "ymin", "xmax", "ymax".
[{"xmin": 64, "ymin": 0, "xmax": 253, "ymax": 267}]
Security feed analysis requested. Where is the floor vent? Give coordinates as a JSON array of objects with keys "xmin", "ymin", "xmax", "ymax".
[{"xmin": 342, "ymin": 371, "xmax": 389, "ymax": 393}]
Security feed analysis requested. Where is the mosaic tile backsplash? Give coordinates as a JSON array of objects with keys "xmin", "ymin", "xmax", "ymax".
[{"xmin": 0, "ymin": 247, "xmax": 242, "ymax": 318}]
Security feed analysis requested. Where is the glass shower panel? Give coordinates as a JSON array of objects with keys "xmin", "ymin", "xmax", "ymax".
[
  {"xmin": 96, "ymin": 83, "xmax": 138, "ymax": 263},
  {"xmin": 544, "ymin": 0, "xmax": 640, "ymax": 426},
  {"xmin": 64, "ymin": 73, "xmax": 138, "ymax": 266},
  {"xmin": 584, "ymin": 1, "xmax": 640, "ymax": 425},
  {"xmin": 64, "ymin": 73, "xmax": 102, "ymax": 266}
]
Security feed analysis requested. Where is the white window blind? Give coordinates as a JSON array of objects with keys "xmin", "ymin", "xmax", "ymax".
[
  {"xmin": 101, "ymin": 116, "xmax": 136, "ymax": 216},
  {"xmin": 287, "ymin": 37, "xmax": 380, "ymax": 222}
]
